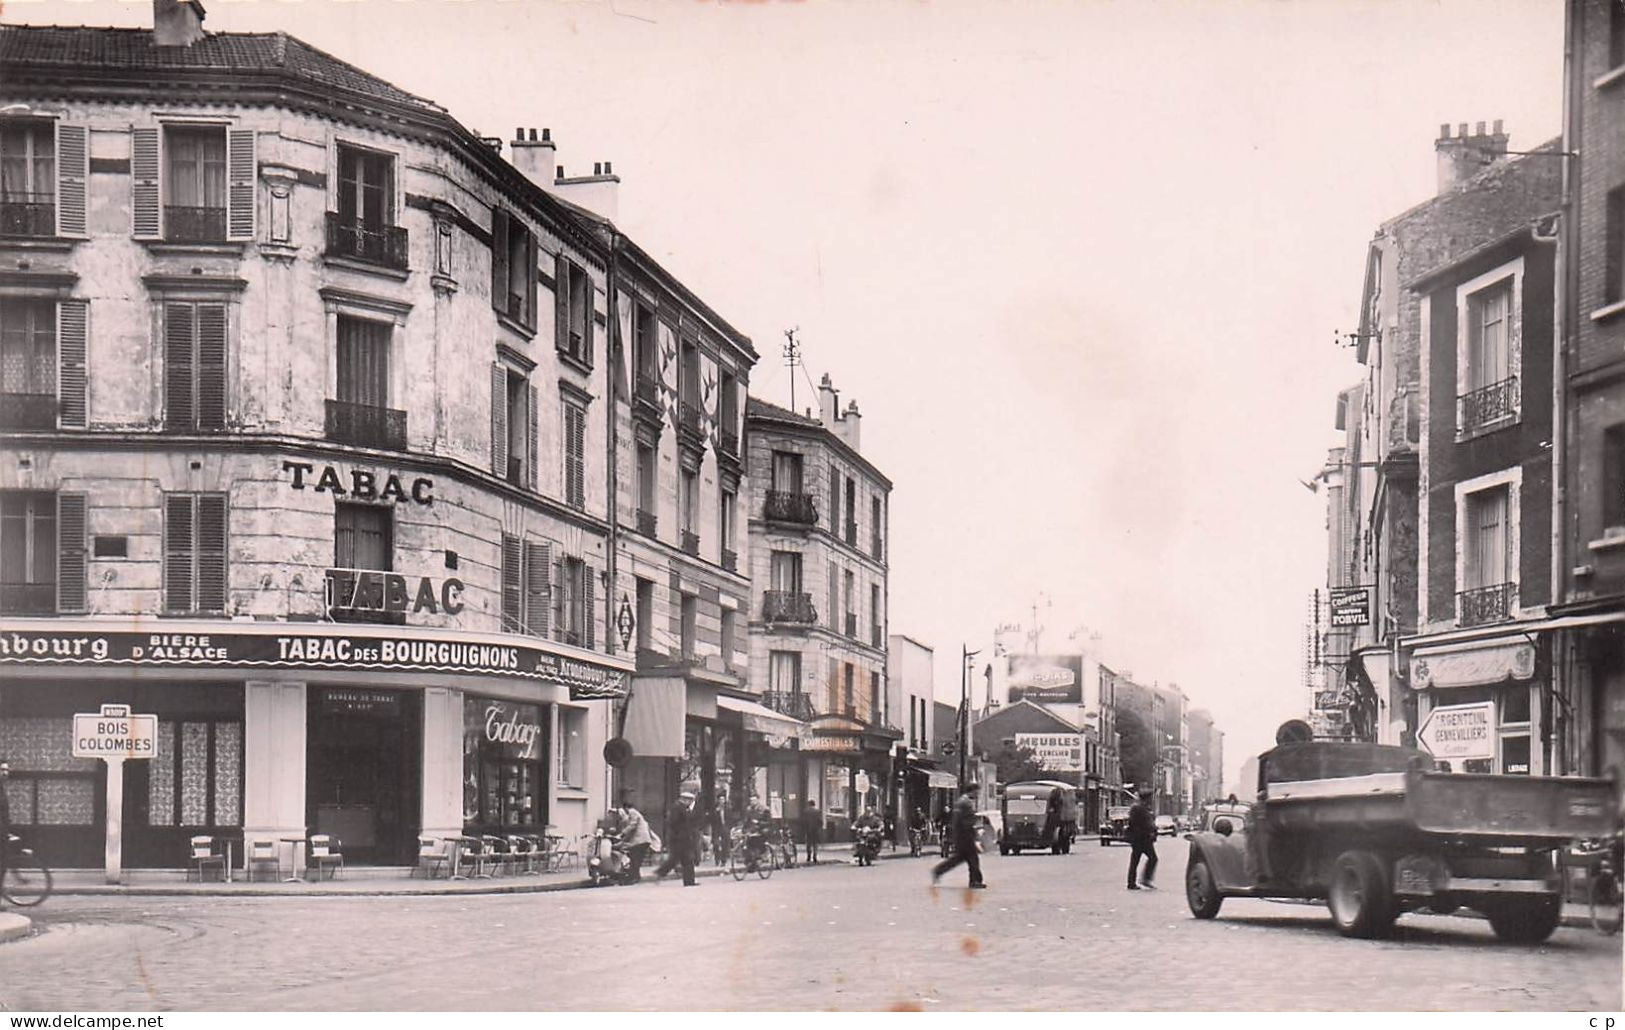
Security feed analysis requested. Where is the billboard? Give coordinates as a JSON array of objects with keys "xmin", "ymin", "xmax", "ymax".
[
  {"xmin": 1013, "ymin": 732, "xmax": 1085, "ymax": 773},
  {"xmin": 1007, "ymin": 654, "xmax": 1084, "ymax": 704}
]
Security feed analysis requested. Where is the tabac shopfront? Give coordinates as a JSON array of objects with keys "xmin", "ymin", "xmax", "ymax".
[
  {"xmin": 0, "ymin": 621, "xmax": 629, "ymax": 872},
  {"xmin": 1408, "ymin": 634, "xmax": 1546, "ymax": 775}
]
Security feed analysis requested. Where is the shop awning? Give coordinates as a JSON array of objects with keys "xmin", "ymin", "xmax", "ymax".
[
  {"xmin": 923, "ymin": 770, "xmax": 959, "ymax": 789},
  {"xmin": 716, "ymin": 694, "xmax": 803, "ymax": 748},
  {"xmin": 622, "ymin": 676, "xmax": 686, "ymax": 758},
  {"xmin": 1410, "ymin": 638, "xmax": 1536, "ymax": 690}
]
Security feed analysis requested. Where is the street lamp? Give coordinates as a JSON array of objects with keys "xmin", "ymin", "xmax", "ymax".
[{"xmin": 959, "ymin": 644, "xmax": 981, "ymax": 794}]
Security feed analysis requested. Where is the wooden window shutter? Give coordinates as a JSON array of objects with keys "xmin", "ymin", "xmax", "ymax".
[
  {"xmin": 196, "ymin": 493, "xmax": 227, "ymax": 611},
  {"xmin": 226, "ymin": 130, "xmax": 257, "ymax": 241},
  {"xmin": 526, "ymin": 382, "xmax": 539, "ymax": 491},
  {"xmin": 554, "ymin": 252, "xmax": 571, "ymax": 353},
  {"xmin": 582, "ymin": 561, "xmax": 595, "ymax": 649},
  {"xmin": 501, "ymin": 533, "xmax": 523, "ymax": 631},
  {"xmin": 524, "ymin": 229, "xmax": 538, "ymax": 329},
  {"xmin": 553, "ymin": 555, "xmax": 567, "ymax": 642},
  {"xmin": 55, "ymin": 493, "xmax": 86, "ymax": 613},
  {"xmin": 55, "ymin": 124, "xmax": 89, "ymax": 237},
  {"xmin": 524, "ymin": 540, "xmax": 551, "ymax": 637},
  {"xmin": 490, "ymin": 208, "xmax": 509, "ymax": 314},
  {"xmin": 165, "ymin": 494, "xmax": 196, "ymax": 612},
  {"xmin": 164, "ymin": 302, "xmax": 195, "ymax": 429},
  {"xmin": 57, "ymin": 299, "xmax": 88, "ymax": 428},
  {"xmin": 196, "ymin": 303, "xmax": 227, "ymax": 430},
  {"xmin": 566, "ymin": 404, "xmax": 585, "ymax": 508},
  {"xmin": 131, "ymin": 127, "xmax": 162, "ymax": 239},
  {"xmin": 584, "ymin": 277, "xmax": 595, "ymax": 368},
  {"xmin": 490, "ymin": 363, "xmax": 508, "ymax": 476}
]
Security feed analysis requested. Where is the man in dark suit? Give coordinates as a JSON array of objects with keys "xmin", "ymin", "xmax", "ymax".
[
  {"xmin": 1126, "ymin": 790, "xmax": 1158, "ymax": 890},
  {"xmin": 801, "ymin": 799, "xmax": 823, "ymax": 864},
  {"xmin": 655, "ymin": 790, "xmax": 700, "ymax": 886},
  {"xmin": 930, "ymin": 782, "xmax": 986, "ymax": 889}
]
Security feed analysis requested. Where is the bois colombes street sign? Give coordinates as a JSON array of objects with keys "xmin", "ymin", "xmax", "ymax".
[{"xmin": 72, "ymin": 703, "xmax": 157, "ymax": 760}]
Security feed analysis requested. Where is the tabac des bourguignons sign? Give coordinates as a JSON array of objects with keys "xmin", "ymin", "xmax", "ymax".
[{"xmin": 0, "ymin": 628, "xmax": 628, "ymax": 700}]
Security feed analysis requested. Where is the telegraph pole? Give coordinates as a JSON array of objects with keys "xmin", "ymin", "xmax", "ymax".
[
  {"xmin": 959, "ymin": 644, "xmax": 981, "ymax": 792},
  {"xmin": 783, "ymin": 327, "xmax": 801, "ymax": 411}
]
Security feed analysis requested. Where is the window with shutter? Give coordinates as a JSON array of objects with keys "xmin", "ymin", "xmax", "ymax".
[
  {"xmin": 55, "ymin": 492, "xmax": 85, "ymax": 612},
  {"xmin": 163, "ymin": 125, "xmax": 227, "ymax": 242},
  {"xmin": 563, "ymin": 399, "xmax": 586, "ymax": 508},
  {"xmin": 553, "ymin": 555, "xmax": 568, "ymax": 644},
  {"xmin": 501, "ymin": 534, "xmax": 522, "ymax": 632},
  {"xmin": 164, "ymin": 303, "xmax": 194, "ymax": 429},
  {"xmin": 0, "ymin": 491, "xmax": 58, "ymax": 615},
  {"xmin": 162, "ymin": 302, "xmax": 228, "ymax": 431},
  {"xmin": 0, "ymin": 297, "xmax": 57, "ymax": 430},
  {"xmin": 164, "ymin": 493, "xmax": 196, "ymax": 613},
  {"xmin": 490, "ymin": 209, "xmax": 509, "ymax": 314},
  {"xmin": 130, "ymin": 126, "xmax": 161, "ymax": 238},
  {"xmin": 583, "ymin": 562, "xmax": 596, "ymax": 650},
  {"xmin": 1605, "ymin": 425, "xmax": 1625, "ymax": 530},
  {"xmin": 55, "ymin": 124, "xmax": 87, "ymax": 237},
  {"xmin": 57, "ymin": 299, "xmax": 86, "ymax": 428},
  {"xmin": 196, "ymin": 304, "xmax": 227, "ymax": 429},
  {"xmin": 196, "ymin": 494, "xmax": 227, "ymax": 611},
  {"xmin": 490, "ymin": 362, "xmax": 508, "ymax": 478},
  {"xmin": 526, "ymin": 382, "xmax": 539, "ymax": 491},
  {"xmin": 1, "ymin": 119, "xmax": 58, "ymax": 238},
  {"xmin": 524, "ymin": 540, "xmax": 551, "ymax": 637},
  {"xmin": 554, "ymin": 252, "xmax": 571, "ymax": 355}
]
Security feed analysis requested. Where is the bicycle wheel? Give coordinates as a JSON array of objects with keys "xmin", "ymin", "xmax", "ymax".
[
  {"xmin": 1590, "ymin": 870, "xmax": 1622, "ymax": 936},
  {"xmin": 4, "ymin": 852, "xmax": 52, "ymax": 908},
  {"xmin": 756, "ymin": 850, "xmax": 772, "ymax": 880},
  {"xmin": 729, "ymin": 849, "xmax": 747, "ymax": 881}
]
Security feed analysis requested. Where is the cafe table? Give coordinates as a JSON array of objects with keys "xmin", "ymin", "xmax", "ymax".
[{"xmin": 279, "ymin": 835, "xmax": 308, "ymax": 883}]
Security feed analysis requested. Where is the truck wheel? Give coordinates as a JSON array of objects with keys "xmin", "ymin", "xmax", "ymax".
[
  {"xmin": 1327, "ymin": 851, "xmax": 1397, "ymax": 938},
  {"xmin": 1485, "ymin": 896, "xmax": 1562, "ymax": 944},
  {"xmin": 1186, "ymin": 857, "xmax": 1222, "ymax": 919}
]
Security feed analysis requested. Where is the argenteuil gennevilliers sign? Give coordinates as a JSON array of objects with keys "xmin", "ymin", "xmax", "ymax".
[{"xmin": 0, "ymin": 628, "xmax": 628, "ymax": 700}]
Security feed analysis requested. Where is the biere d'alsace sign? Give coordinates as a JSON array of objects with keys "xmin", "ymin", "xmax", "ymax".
[{"xmin": 0, "ymin": 627, "xmax": 628, "ymax": 700}]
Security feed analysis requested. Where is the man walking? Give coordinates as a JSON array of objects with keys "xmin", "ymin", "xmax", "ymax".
[
  {"xmin": 655, "ymin": 790, "xmax": 700, "ymax": 886},
  {"xmin": 801, "ymin": 799, "xmax": 823, "ymax": 864},
  {"xmin": 1126, "ymin": 790, "xmax": 1158, "ymax": 890},
  {"xmin": 931, "ymin": 782, "xmax": 986, "ymax": 889}
]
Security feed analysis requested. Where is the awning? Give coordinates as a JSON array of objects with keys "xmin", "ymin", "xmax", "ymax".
[
  {"xmin": 922, "ymin": 770, "xmax": 959, "ymax": 789},
  {"xmin": 1410, "ymin": 638, "xmax": 1536, "ymax": 690},
  {"xmin": 622, "ymin": 676, "xmax": 686, "ymax": 758},
  {"xmin": 716, "ymin": 694, "xmax": 803, "ymax": 748}
]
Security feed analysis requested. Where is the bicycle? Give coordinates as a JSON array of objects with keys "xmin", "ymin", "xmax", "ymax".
[
  {"xmin": 1576, "ymin": 833, "xmax": 1623, "ymax": 936},
  {"xmin": 3, "ymin": 833, "xmax": 53, "ymax": 908},
  {"xmin": 727, "ymin": 827, "xmax": 773, "ymax": 881}
]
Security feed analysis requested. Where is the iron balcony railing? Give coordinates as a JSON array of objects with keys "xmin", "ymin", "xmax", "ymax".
[
  {"xmin": 717, "ymin": 426, "xmax": 739, "ymax": 456},
  {"xmin": 760, "ymin": 690, "xmax": 817, "ymax": 722},
  {"xmin": 1458, "ymin": 582, "xmax": 1516, "ymax": 627},
  {"xmin": 681, "ymin": 530, "xmax": 700, "ymax": 556},
  {"xmin": 0, "ymin": 393, "xmax": 56, "ymax": 430},
  {"xmin": 325, "ymin": 398, "xmax": 407, "ymax": 451},
  {"xmin": 0, "ymin": 582, "xmax": 56, "ymax": 615},
  {"xmin": 634, "ymin": 373, "xmax": 660, "ymax": 406},
  {"xmin": 721, "ymin": 548, "xmax": 738, "ymax": 573},
  {"xmin": 1458, "ymin": 376, "xmax": 1519, "ymax": 435},
  {"xmin": 324, "ymin": 213, "xmax": 409, "ymax": 270},
  {"xmin": 164, "ymin": 205, "xmax": 227, "ymax": 242},
  {"xmin": 763, "ymin": 490, "xmax": 817, "ymax": 525},
  {"xmin": 636, "ymin": 508, "xmax": 657, "ymax": 537},
  {"xmin": 761, "ymin": 589, "xmax": 817, "ymax": 624},
  {"xmin": 679, "ymin": 400, "xmax": 703, "ymax": 435},
  {"xmin": 0, "ymin": 194, "xmax": 55, "ymax": 237}
]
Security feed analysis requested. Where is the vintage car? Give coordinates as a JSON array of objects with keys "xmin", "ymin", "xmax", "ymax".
[
  {"xmin": 1098, "ymin": 805, "xmax": 1132, "ymax": 846},
  {"xmin": 1000, "ymin": 781, "xmax": 1078, "ymax": 855},
  {"xmin": 1154, "ymin": 814, "xmax": 1177, "ymax": 837},
  {"xmin": 1184, "ymin": 739, "xmax": 1619, "ymax": 942}
]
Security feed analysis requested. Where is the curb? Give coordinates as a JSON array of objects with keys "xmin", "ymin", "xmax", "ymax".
[
  {"xmin": 0, "ymin": 913, "xmax": 31, "ymax": 943},
  {"xmin": 43, "ymin": 846, "xmax": 924, "ymax": 899}
]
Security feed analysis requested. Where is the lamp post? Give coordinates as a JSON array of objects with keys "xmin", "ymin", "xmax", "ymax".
[{"xmin": 959, "ymin": 644, "xmax": 981, "ymax": 794}]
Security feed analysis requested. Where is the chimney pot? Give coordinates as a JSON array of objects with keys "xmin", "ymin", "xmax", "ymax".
[
  {"xmin": 603, "ymin": 160, "xmax": 613, "ymax": 175},
  {"xmin": 1438, "ymin": 123, "xmax": 1451, "ymax": 139},
  {"xmin": 557, "ymin": 165, "xmax": 565, "ymax": 179},
  {"xmin": 1475, "ymin": 120, "xmax": 1486, "ymax": 136},
  {"xmin": 152, "ymin": 0, "xmax": 207, "ymax": 47},
  {"xmin": 1458, "ymin": 122, "xmax": 1468, "ymax": 137},
  {"xmin": 542, "ymin": 128, "xmax": 551, "ymax": 142},
  {"xmin": 593, "ymin": 162, "xmax": 603, "ymax": 176},
  {"xmin": 1493, "ymin": 119, "xmax": 1504, "ymax": 135},
  {"xmin": 515, "ymin": 127, "xmax": 524, "ymax": 141}
]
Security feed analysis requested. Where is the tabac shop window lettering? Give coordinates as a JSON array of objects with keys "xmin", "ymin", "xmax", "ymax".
[
  {"xmin": 164, "ymin": 492, "xmax": 228, "ymax": 614},
  {"xmin": 163, "ymin": 302, "xmax": 228, "ymax": 432},
  {"xmin": 463, "ymin": 697, "xmax": 544, "ymax": 830}
]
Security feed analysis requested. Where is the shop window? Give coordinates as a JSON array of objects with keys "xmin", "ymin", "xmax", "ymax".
[
  {"xmin": 145, "ymin": 718, "xmax": 242, "ymax": 828},
  {"xmin": 0, "ymin": 716, "xmax": 96, "ymax": 827},
  {"xmin": 824, "ymin": 764, "xmax": 849, "ymax": 817},
  {"xmin": 555, "ymin": 705, "xmax": 587, "ymax": 789},
  {"xmin": 463, "ymin": 697, "xmax": 545, "ymax": 829}
]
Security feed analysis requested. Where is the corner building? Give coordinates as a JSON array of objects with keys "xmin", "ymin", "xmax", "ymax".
[{"xmin": 0, "ymin": 7, "xmax": 653, "ymax": 871}]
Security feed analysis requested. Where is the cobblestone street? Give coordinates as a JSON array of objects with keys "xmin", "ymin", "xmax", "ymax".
[{"xmin": 0, "ymin": 840, "xmax": 1618, "ymax": 1011}]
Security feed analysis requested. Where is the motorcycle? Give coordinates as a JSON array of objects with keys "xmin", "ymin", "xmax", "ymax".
[
  {"xmin": 587, "ymin": 827, "xmax": 631, "ymax": 886},
  {"xmin": 854, "ymin": 825, "xmax": 884, "ymax": 867}
]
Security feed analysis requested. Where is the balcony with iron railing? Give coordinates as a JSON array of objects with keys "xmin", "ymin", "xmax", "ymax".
[
  {"xmin": 717, "ymin": 426, "xmax": 739, "ymax": 456},
  {"xmin": 636, "ymin": 508, "xmax": 657, "ymax": 537},
  {"xmin": 165, "ymin": 205, "xmax": 226, "ymax": 243},
  {"xmin": 325, "ymin": 398, "xmax": 407, "ymax": 451},
  {"xmin": 763, "ymin": 490, "xmax": 818, "ymax": 525},
  {"xmin": 1457, "ymin": 376, "xmax": 1519, "ymax": 436},
  {"xmin": 634, "ymin": 371, "xmax": 661, "ymax": 407},
  {"xmin": 1458, "ymin": 582, "xmax": 1516, "ymax": 628},
  {"xmin": 324, "ymin": 213, "xmax": 409, "ymax": 271},
  {"xmin": 761, "ymin": 589, "xmax": 817, "ymax": 624},
  {"xmin": 681, "ymin": 529, "xmax": 700, "ymax": 556},
  {"xmin": 760, "ymin": 690, "xmax": 818, "ymax": 722},
  {"xmin": 0, "ymin": 582, "xmax": 56, "ymax": 615},
  {"xmin": 679, "ymin": 400, "xmax": 703, "ymax": 438},
  {"xmin": 0, "ymin": 193, "xmax": 54, "ymax": 237},
  {"xmin": 0, "ymin": 393, "xmax": 56, "ymax": 430}
]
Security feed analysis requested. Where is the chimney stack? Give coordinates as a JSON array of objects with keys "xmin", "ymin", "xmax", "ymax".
[
  {"xmin": 839, "ymin": 399, "xmax": 863, "ymax": 452},
  {"xmin": 552, "ymin": 157, "xmax": 621, "ymax": 222},
  {"xmin": 510, "ymin": 127, "xmax": 557, "ymax": 192},
  {"xmin": 153, "ymin": 0, "xmax": 206, "ymax": 47},
  {"xmin": 817, "ymin": 373, "xmax": 840, "ymax": 428},
  {"xmin": 1435, "ymin": 119, "xmax": 1509, "ymax": 195}
]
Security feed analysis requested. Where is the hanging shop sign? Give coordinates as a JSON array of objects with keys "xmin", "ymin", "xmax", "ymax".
[
  {"xmin": 283, "ymin": 460, "xmax": 434, "ymax": 505},
  {"xmin": 1007, "ymin": 655, "xmax": 1084, "ymax": 704},
  {"xmin": 0, "ymin": 627, "xmax": 629, "ymax": 700},
  {"xmin": 616, "ymin": 595, "xmax": 636, "ymax": 651},
  {"xmin": 325, "ymin": 568, "xmax": 466, "ymax": 617},
  {"xmin": 1329, "ymin": 588, "xmax": 1370, "ymax": 628}
]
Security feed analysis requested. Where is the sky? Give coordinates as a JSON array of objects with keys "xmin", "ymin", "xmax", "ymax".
[{"xmin": 7, "ymin": 0, "xmax": 1565, "ymax": 788}]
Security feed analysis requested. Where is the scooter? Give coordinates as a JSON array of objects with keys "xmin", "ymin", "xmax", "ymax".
[
  {"xmin": 587, "ymin": 827, "xmax": 631, "ymax": 886},
  {"xmin": 854, "ymin": 825, "xmax": 884, "ymax": 867}
]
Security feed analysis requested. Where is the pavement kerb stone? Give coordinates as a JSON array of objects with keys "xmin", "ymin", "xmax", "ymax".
[{"xmin": 0, "ymin": 913, "xmax": 32, "ymax": 942}]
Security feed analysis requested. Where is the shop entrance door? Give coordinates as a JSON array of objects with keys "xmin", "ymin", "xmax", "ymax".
[{"xmin": 306, "ymin": 688, "xmax": 421, "ymax": 865}]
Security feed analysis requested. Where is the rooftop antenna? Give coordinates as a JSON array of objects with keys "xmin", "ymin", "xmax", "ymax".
[{"xmin": 783, "ymin": 327, "xmax": 802, "ymax": 411}]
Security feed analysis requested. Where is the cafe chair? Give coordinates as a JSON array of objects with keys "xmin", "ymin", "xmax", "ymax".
[
  {"xmin": 308, "ymin": 834, "xmax": 344, "ymax": 880},
  {"xmin": 188, "ymin": 835, "xmax": 226, "ymax": 882},
  {"xmin": 414, "ymin": 836, "xmax": 450, "ymax": 879},
  {"xmin": 548, "ymin": 832, "xmax": 579, "ymax": 872},
  {"xmin": 462, "ymin": 836, "xmax": 497, "ymax": 878},
  {"xmin": 245, "ymin": 839, "xmax": 280, "ymax": 883},
  {"xmin": 507, "ymin": 835, "xmax": 537, "ymax": 875},
  {"xmin": 481, "ymin": 835, "xmax": 513, "ymax": 876}
]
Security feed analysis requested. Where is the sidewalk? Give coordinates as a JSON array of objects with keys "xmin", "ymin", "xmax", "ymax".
[{"xmin": 38, "ymin": 841, "xmax": 922, "ymax": 898}]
